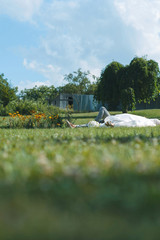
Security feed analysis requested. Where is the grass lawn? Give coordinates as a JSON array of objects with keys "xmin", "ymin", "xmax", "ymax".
[{"xmin": 0, "ymin": 109, "xmax": 160, "ymax": 239}]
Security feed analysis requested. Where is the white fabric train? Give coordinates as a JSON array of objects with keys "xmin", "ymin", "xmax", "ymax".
[{"xmin": 87, "ymin": 114, "xmax": 160, "ymax": 128}]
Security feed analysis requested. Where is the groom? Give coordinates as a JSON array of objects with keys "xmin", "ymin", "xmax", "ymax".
[
  {"xmin": 95, "ymin": 106, "xmax": 110, "ymax": 123},
  {"xmin": 66, "ymin": 106, "xmax": 113, "ymax": 128}
]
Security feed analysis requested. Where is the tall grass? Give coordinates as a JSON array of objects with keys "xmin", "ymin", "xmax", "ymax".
[{"xmin": 0, "ymin": 109, "xmax": 160, "ymax": 239}]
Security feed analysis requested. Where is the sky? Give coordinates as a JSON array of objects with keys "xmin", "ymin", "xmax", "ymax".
[{"xmin": 1, "ymin": 0, "xmax": 160, "ymax": 91}]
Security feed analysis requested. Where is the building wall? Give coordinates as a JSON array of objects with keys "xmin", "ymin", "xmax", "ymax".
[
  {"xmin": 52, "ymin": 93, "xmax": 100, "ymax": 112},
  {"xmin": 73, "ymin": 94, "xmax": 100, "ymax": 112}
]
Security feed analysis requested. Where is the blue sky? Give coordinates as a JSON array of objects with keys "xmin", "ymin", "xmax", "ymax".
[{"xmin": 1, "ymin": 0, "xmax": 160, "ymax": 91}]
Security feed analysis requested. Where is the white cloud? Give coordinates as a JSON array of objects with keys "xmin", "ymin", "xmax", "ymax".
[
  {"xmin": 79, "ymin": 58, "xmax": 102, "ymax": 80},
  {"xmin": 23, "ymin": 58, "xmax": 64, "ymax": 87},
  {"xmin": 114, "ymin": 0, "xmax": 160, "ymax": 31},
  {"xmin": 114, "ymin": 0, "xmax": 160, "ymax": 63},
  {"xmin": 18, "ymin": 80, "xmax": 51, "ymax": 91},
  {"xmin": 40, "ymin": 0, "xmax": 80, "ymax": 23},
  {"xmin": 0, "ymin": 0, "xmax": 43, "ymax": 22},
  {"xmin": 34, "ymin": 0, "xmax": 115, "ymax": 78}
]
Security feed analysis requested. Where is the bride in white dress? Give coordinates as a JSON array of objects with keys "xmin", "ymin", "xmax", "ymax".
[{"xmin": 66, "ymin": 107, "xmax": 160, "ymax": 128}]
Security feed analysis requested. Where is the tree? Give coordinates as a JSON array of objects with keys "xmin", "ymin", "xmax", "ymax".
[
  {"xmin": 57, "ymin": 83, "xmax": 79, "ymax": 94},
  {"xmin": 20, "ymin": 85, "xmax": 58, "ymax": 104},
  {"xmin": 146, "ymin": 59, "xmax": 160, "ymax": 100},
  {"xmin": 95, "ymin": 57, "xmax": 160, "ymax": 112},
  {"xmin": 121, "ymin": 88, "xmax": 136, "ymax": 113},
  {"xmin": 85, "ymin": 82, "xmax": 97, "ymax": 95},
  {"xmin": 0, "ymin": 73, "xmax": 17, "ymax": 106},
  {"xmin": 63, "ymin": 68, "xmax": 97, "ymax": 95},
  {"xmin": 95, "ymin": 61, "xmax": 124, "ymax": 110},
  {"xmin": 127, "ymin": 57, "xmax": 159, "ymax": 103}
]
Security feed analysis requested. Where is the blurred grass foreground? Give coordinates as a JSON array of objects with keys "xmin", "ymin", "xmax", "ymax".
[{"xmin": 0, "ymin": 109, "xmax": 160, "ymax": 240}]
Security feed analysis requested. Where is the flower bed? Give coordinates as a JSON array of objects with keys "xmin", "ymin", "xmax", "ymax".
[{"xmin": 6, "ymin": 111, "xmax": 63, "ymax": 128}]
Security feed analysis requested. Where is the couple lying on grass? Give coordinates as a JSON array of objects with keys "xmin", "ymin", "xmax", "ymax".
[{"xmin": 66, "ymin": 106, "xmax": 160, "ymax": 128}]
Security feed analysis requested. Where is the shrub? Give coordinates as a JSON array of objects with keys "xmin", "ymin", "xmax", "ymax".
[
  {"xmin": 8, "ymin": 99, "xmax": 38, "ymax": 115},
  {"xmin": 0, "ymin": 104, "xmax": 9, "ymax": 116},
  {"xmin": 0, "ymin": 99, "xmax": 66, "ymax": 116}
]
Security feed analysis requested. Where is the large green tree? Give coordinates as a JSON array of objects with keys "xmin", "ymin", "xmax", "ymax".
[
  {"xmin": 0, "ymin": 73, "xmax": 17, "ymax": 106},
  {"xmin": 127, "ymin": 57, "xmax": 159, "ymax": 103},
  {"xmin": 95, "ymin": 61, "xmax": 124, "ymax": 110},
  {"xmin": 95, "ymin": 57, "xmax": 160, "ymax": 111}
]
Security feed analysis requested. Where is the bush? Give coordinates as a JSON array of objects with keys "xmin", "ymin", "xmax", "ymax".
[
  {"xmin": 0, "ymin": 100, "xmax": 37, "ymax": 116},
  {"xmin": 0, "ymin": 99, "xmax": 66, "ymax": 116},
  {"xmin": 0, "ymin": 104, "xmax": 8, "ymax": 116},
  {"xmin": 8, "ymin": 99, "xmax": 38, "ymax": 115}
]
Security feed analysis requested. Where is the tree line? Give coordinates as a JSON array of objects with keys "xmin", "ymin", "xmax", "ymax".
[
  {"xmin": 0, "ymin": 56, "xmax": 160, "ymax": 113},
  {"xmin": 95, "ymin": 57, "xmax": 160, "ymax": 112},
  {"xmin": 0, "ymin": 68, "xmax": 97, "ymax": 106}
]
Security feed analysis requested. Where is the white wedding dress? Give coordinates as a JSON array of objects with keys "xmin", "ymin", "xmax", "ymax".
[{"xmin": 87, "ymin": 114, "xmax": 160, "ymax": 128}]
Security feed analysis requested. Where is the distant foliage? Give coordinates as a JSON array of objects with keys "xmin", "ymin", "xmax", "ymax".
[
  {"xmin": 20, "ymin": 85, "xmax": 58, "ymax": 104},
  {"xmin": 0, "ymin": 73, "xmax": 17, "ymax": 107},
  {"xmin": 58, "ymin": 68, "xmax": 98, "ymax": 95},
  {"xmin": 0, "ymin": 99, "xmax": 65, "ymax": 116}
]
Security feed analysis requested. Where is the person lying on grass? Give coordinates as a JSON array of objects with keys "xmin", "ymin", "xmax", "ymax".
[{"xmin": 66, "ymin": 106, "xmax": 160, "ymax": 128}]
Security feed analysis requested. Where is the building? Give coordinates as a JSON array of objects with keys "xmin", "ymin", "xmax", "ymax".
[
  {"xmin": 53, "ymin": 93, "xmax": 160, "ymax": 112},
  {"xmin": 52, "ymin": 93, "xmax": 100, "ymax": 112}
]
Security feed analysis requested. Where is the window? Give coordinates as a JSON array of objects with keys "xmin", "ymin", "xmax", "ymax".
[{"xmin": 68, "ymin": 96, "xmax": 73, "ymax": 106}]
